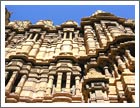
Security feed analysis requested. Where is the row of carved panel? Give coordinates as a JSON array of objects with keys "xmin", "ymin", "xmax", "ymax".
[{"xmin": 5, "ymin": 51, "xmax": 135, "ymax": 103}]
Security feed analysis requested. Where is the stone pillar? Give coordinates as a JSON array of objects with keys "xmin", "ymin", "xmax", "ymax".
[
  {"xmin": 56, "ymin": 73, "xmax": 62, "ymax": 92},
  {"xmin": 101, "ymin": 22, "xmax": 113, "ymax": 42},
  {"xmin": 113, "ymin": 63, "xmax": 119, "ymax": 78},
  {"xmin": 115, "ymin": 56, "xmax": 126, "ymax": 72},
  {"xmin": 124, "ymin": 51, "xmax": 134, "ymax": 71},
  {"xmin": 27, "ymin": 33, "xmax": 33, "ymax": 40},
  {"xmin": 123, "ymin": 55, "xmax": 130, "ymax": 68},
  {"xmin": 105, "ymin": 28, "xmax": 113, "ymax": 42},
  {"xmin": 33, "ymin": 33, "xmax": 39, "ymax": 41},
  {"xmin": 125, "ymin": 50, "xmax": 135, "ymax": 64},
  {"xmin": 63, "ymin": 32, "xmax": 67, "ymax": 39},
  {"xmin": 15, "ymin": 75, "xmax": 27, "ymax": 95},
  {"xmin": 5, "ymin": 71, "xmax": 18, "ymax": 95},
  {"xmin": 84, "ymin": 25, "xmax": 96, "ymax": 54},
  {"xmin": 46, "ymin": 75, "xmax": 54, "ymax": 95},
  {"xmin": 75, "ymin": 76, "xmax": 80, "ymax": 96},
  {"xmin": 65, "ymin": 72, "xmax": 71, "ymax": 92},
  {"xmin": 69, "ymin": 32, "xmax": 73, "ymax": 39},
  {"xmin": 104, "ymin": 66, "xmax": 112, "ymax": 77}
]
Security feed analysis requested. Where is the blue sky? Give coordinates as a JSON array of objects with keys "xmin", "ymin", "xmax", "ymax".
[{"xmin": 6, "ymin": 5, "xmax": 135, "ymax": 25}]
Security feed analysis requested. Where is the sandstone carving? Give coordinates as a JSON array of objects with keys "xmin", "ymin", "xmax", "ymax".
[{"xmin": 5, "ymin": 9, "xmax": 135, "ymax": 103}]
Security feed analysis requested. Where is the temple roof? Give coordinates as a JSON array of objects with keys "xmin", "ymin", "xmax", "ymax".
[{"xmin": 91, "ymin": 10, "xmax": 115, "ymax": 17}]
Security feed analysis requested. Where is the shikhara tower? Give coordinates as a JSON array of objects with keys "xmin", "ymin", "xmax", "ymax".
[{"xmin": 5, "ymin": 9, "xmax": 135, "ymax": 103}]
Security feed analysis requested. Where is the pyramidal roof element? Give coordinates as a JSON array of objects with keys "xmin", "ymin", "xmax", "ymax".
[
  {"xmin": 91, "ymin": 10, "xmax": 115, "ymax": 17},
  {"xmin": 61, "ymin": 20, "xmax": 79, "ymax": 26}
]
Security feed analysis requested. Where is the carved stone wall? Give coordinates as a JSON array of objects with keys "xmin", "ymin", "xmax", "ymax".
[{"xmin": 5, "ymin": 9, "xmax": 135, "ymax": 103}]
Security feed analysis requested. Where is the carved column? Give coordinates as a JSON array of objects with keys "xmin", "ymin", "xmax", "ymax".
[
  {"xmin": 65, "ymin": 72, "xmax": 71, "ymax": 92},
  {"xmin": 104, "ymin": 66, "xmax": 112, "ymax": 77},
  {"xmin": 63, "ymin": 32, "xmax": 67, "ymax": 39},
  {"xmin": 113, "ymin": 63, "xmax": 119, "ymax": 78},
  {"xmin": 75, "ymin": 76, "xmax": 80, "ymax": 96},
  {"xmin": 104, "ymin": 28, "xmax": 113, "ymax": 42},
  {"xmin": 33, "ymin": 33, "xmax": 39, "ymax": 41},
  {"xmin": 69, "ymin": 32, "xmax": 73, "ymax": 39},
  {"xmin": 5, "ymin": 71, "xmax": 18, "ymax": 95},
  {"xmin": 46, "ymin": 75, "xmax": 54, "ymax": 95},
  {"xmin": 56, "ymin": 73, "xmax": 62, "ymax": 92},
  {"xmin": 84, "ymin": 25, "xmax": 96, "ymax": 54},
  {"xmin": 125, "ymin": 50, "xmax": 135, "ymax": 64},
  {"xmin": 101, "ymin": 22, "xmax": 113, "ymax": 42},
  {"xmin": 15, "ymin": 75, "xmax": 27, "ymax": 95},
  {"xmin": 115, "ymin": 56, "xmax": 126, "ymax": 72},
  {"xmin": 123, "ymin": 55, "xmax": 130, "ymax": 68},
  {"xmin": 27, "ymin": 33, "xmax": 33, "ymax": 40},
  {"xmin": 124, "ymin": 52, "xmax": 134, "ymax": 71}
]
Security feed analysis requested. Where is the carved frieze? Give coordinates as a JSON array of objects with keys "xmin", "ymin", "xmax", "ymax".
[{"xmin": 5, "ymin": 9, "xmax": 135, "ymax": 103}]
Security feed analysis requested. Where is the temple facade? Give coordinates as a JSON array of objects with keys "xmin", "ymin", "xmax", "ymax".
[{"xmin": 5, "ymin": 9, "xmax": 135, "ymax": 103}]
